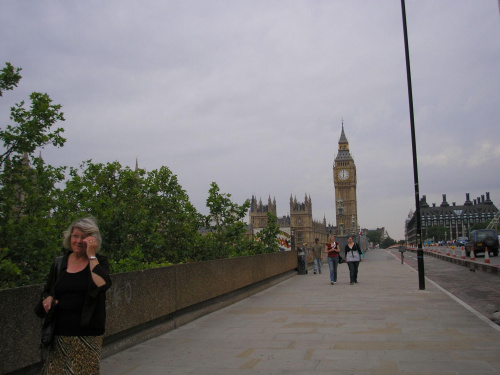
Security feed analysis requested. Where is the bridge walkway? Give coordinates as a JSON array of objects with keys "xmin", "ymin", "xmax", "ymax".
[{"xmin": 101, "ymin": 249, "xmax": 500, "ymax": 375}]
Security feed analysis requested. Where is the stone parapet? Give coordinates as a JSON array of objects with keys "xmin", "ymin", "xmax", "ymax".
[{"xmin": 0, "ymin": 250, "xmax": 298, "ymax": 374}]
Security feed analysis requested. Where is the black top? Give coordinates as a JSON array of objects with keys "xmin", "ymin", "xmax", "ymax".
[{"xmin": 35, "ymin": 252, "xmax": 112, "ymax": 336}]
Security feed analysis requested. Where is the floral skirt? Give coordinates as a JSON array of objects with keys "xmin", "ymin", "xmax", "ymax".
[{"xmin": 42, "ymin": 335, "xmax": 103, "ymax": 375}]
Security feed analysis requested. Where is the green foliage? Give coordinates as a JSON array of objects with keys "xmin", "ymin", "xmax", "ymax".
[
  {"xmin": 469, "ymin": 222, "xmax": 489, "ymax": 233},
  {"xmin": 0, "ymin": 62, "xmax": 273, "ymax": 290},
  {"xmin": 53, "ymin": 161, "xmax": 203, "ymax": 265},
  {"xmin": 0, "ymin": 62, "xmax": 22, "ymax": 96},
  {"xmin": 109, "ymin": 247, "xmax": 173, "ymax": 274},
  {"xmin": 0, "ymin": 63, "xmax": 67, "ymax": 288},
  {"xmin": 381, "ymin": 236, "xmax": 396, "ymax": 248},
  {"xmin": 425, "ymin": 225, "xmax": 446, "ymax": 242},
  {"xmin": 0, "ymin": 92, "xmax": 65, "ymax": 166},
  {"xmin": 253, "ymin": 212, "xmax": 281, "ymax": 254},
  {"xmin": 366, "ymin": 230, "xmax": 382, "ymax": 246},
  {"xmin": 201, "ymin": 182, "xmax": 251, "ymax": 260},
  {"xmin": 0, "ymin": 247, "xmax": 29, "ymax": 288}
]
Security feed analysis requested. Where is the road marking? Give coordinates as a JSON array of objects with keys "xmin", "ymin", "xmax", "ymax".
[
  {"xmin": 425, "ymin": 277, "xmax": 500, "ymax": 332},
  {"xmin": 386, "ymin": 249, "xmax": 500, "ymax": 332},
  {"xmin": 240, "ymin": 358, "xmax": 261, "ymax": 369}
]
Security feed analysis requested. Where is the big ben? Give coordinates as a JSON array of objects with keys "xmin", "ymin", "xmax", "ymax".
[{"xmin": 333, "ymin": 122, "xmax": 358, "ymax": 236}]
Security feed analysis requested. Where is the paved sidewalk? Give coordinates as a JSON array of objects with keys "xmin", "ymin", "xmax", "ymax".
[{"xmin": 101, "ymin": 249, "xmax": 500, "ymax": 375}]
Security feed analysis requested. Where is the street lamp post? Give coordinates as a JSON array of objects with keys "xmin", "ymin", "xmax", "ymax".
[
  {"xmin": 337, "ymin": 197, "xmax": 344, "ymax": 237},
  {"xmin": 401, "ymin": 0, "xmax": 425, "ymax": 290}
]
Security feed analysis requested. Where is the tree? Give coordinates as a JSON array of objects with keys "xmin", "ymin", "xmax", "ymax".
[
  {"xmin": 366, "ymin": 230, "xmax": 382, "ymax": 246},
  {"xmin": 0, "ymin": 63, "xmax": 67, "ymax": 288},
  {"xmin": 0, "ymin": 62, "xmax": 22, "ymax": 97},
  {"xmin": 381, "ymin": 236, "xmax": 396, "ymax": 248},
  {"xmin": 425, "ymin": 225, "xmax": 446, "ymax": 242},
  {"xmin": 469, "ymin": 222, "xmax": 488, "ymax": 232},
  {"xmin": 253, "ymin": 212, "xmax": 281, "ymax": 254},
  {"xmin": 54, "ymin": 161, "xmax": 202, "ymax": 269},
  {"xmin": 202, "ymin": 182, "xmax": 251, "ymax": 260}
]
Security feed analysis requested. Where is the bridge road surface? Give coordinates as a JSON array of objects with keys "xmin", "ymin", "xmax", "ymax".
[{"xmin": 101, "ymin": 249, "xmax": 500, "ymax": 375}]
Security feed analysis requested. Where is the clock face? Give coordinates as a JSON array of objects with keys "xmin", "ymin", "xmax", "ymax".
[{"xmin": 338, "ymin": 169, "xmax": 349, "ymax": 180}]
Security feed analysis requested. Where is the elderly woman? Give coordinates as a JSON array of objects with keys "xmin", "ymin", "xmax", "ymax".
[
  {"xmin": 345, "ymin": 236, "xmax": 363, "ymax": 285},
  {"xmin": 36, "ymin": 217, "xmax": 112, "ymax": 374}
]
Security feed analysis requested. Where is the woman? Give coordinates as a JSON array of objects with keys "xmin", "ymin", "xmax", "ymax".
[
  {"xmin": 345, "ymin": 236, "xmax": 363, "ymax": 285},
  {"xmin": 324, "ymin": 235, "xmax": 340, "ymax": 285},
  {"xmin": 36, "ymin": 217, "xmax": 112, "ymax": 374}
]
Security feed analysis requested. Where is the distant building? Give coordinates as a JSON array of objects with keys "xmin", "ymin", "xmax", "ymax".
[
  {"xmin": 249, "ymin": 194, "xmax": 329, "ymax": 249},
  {"xmin": 360, "ymin": 227, "xmax": 387, "ymax": 241},
  {"xmin": 333, "ymin": 122, "xmax": 358, "ymax": 236},
  {"xmin": 406, "ymin": 192, "xmax": 498, "ymax": 244}
]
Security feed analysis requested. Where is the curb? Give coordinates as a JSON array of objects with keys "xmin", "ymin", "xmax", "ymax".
[{"xmin": 406, "ymin": 247, "xmax": 500, "ymax": 275}]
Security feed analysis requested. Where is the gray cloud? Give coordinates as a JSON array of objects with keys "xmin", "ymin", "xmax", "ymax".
[{"xmin": 1, "ymin": 0, "xmax": 499, "ymax": 240}]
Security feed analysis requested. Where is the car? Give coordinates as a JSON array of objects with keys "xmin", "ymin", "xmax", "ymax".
[
  {"xmin": 465, "ymin": 229, "xmax": 499, "ymax": 257},
  {"xmin": 456, "ymin": 236, "xmax": 468, "ymax": 247}
]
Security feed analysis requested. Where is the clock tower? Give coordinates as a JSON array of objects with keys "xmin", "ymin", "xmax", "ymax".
[{"xmin": 333, "ymin": 122, "xmax": 358, "ymax": 236}]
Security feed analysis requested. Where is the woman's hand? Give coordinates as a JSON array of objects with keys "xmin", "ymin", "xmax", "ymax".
[
  {"xmin": 83, "ymin": 236, "xmax": 98, "ymax": 259},
  {"xmin": 42, "ymin": 296, "xmax": 57, "ymax": 313}
]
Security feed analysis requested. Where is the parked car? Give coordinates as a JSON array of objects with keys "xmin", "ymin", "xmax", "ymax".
[
  {"xmin": 465, "ymin": 229, "xmax": 499, "ymax": 257},
  {"xmin": 456, "ymin": 236, "xmax": 468, "ymax": 247}
]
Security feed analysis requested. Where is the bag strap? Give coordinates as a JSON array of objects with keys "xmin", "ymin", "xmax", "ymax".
[{"xmin": 49, "ymin": 256, "xmax": 64, "ymax": 295}]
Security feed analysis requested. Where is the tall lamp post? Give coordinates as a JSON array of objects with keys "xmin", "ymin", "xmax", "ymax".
[
  {"xmin": 401, "ymin": 0, "xmax": 425, "ymax": 289},
  {"xmin": 337, "ymin": 197, "xmax": 344, "ymax": 237}
]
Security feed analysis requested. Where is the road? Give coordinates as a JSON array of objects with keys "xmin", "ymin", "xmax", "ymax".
[
  {"xmin": 424, "ymin": 245, "xmax": 500, "ymax": 266},
  {"xmin": 386, "ymin": 247, "xmax": 500, "ymax": 325}
]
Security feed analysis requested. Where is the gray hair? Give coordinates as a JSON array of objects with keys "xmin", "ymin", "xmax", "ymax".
[{"xmin": 62, "ymin": 216, "xmax": 102, "ymax": 252}]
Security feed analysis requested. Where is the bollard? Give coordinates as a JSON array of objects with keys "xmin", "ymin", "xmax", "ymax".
[
  {"xmin": 484, "ymin": 247, "xmax": 491, "ymax": 264},
  {"xmin": 297, "ymin": 246, "xmax": 308, "ymax": 274},
  {"xmin": 398, "ymin": 246, "xmax": 406, "ymax": 264}
]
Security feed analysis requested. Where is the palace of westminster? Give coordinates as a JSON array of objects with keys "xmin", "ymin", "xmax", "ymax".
[
  {"xmin": 250, "ymin": 123, "xmax": 366, "ymax": 248},
  {"xmin": 249, "ymin": 124, "xmax": 498, "ymax": 247}
]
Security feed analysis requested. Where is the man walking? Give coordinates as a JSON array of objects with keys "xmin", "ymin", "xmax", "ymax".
[{"xmin": 311, "ymin": 238, "xmax": 323, "ymax": 274}]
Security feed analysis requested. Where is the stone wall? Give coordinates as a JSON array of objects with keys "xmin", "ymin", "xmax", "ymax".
[{"xmin": 0, "ymin": 250, "xmax": 297, "ymax": 374}]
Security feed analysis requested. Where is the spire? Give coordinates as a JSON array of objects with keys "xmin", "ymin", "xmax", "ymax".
[{"xmin": 339, "ymin": 120, "xmax": 348, "ymax": 144}]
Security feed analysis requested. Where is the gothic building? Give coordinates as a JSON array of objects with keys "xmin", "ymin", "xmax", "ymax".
[
  {"xmin": 249, "ymin": 121, "xmax": 361, "ymax": 248},
  {"xmin": 249, "ymin": 194, "xmax": 328, "ymax": 249},
  {"xmin": 333, "ymin": 122, "xmax": 358, "ymax": 236},
  {"xmin": 249, "ymin": 195, "xmax": 276, "ymax": 229}
]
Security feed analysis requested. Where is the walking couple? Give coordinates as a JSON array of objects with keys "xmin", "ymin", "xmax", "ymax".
[{"xmin": 324, "ymin": 235, "xmax": 363, "ymax": 285}]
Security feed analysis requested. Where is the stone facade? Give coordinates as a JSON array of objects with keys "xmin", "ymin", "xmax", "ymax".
[
  {"xmin": 250, "ymin": 122, "xmax": 361, "ymax": 246},
  {"xmin": 333, "ymin": 122, "xmax": 358, "ymax": 236},
  {"xmin": 406, "ymin": 192, "xmax": 498, "ymax": 244},
  {"xmin": 250, "ymin": 194, "xmax": 329, "ymax": 248}
]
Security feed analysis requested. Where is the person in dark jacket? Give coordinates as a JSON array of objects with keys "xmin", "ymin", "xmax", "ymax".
[
  {"xmin": 344, "ymin": 236, "xmax": 363, "ymax": 285},
  {"xmin": 36, "ymin": 216, "xmax": 112, "ymax": 374}
]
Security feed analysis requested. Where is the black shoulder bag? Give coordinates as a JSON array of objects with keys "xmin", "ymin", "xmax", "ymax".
[{"xmin": 39, "ymin": 256, "xmax": 63, "ymax": 348}]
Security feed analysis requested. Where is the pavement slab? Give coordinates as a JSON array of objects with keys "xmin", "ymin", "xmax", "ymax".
[{"xmin": 101, "ymin": 249, "xmax": 500, "ymax": 374}]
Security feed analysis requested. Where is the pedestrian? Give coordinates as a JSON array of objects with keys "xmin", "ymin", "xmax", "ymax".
[
  {"xmin": 35, "ymin": 216, "xmax": 112, "ymax": 374},
  {"xmin": 345, "ymin": 236, "xmax": 363, "ymax": 285},
  {"xmin": 311, "ymin": 238, "xmax": 323, "ymax": 274},
  {"xmin": 324, "ymin": 235, "xmax": 340, "ymax": 285}
]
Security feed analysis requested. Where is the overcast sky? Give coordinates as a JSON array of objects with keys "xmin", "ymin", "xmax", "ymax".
[{"xmin": 1, "ymin": 1, "xmax": 499, "ymax": 241}]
